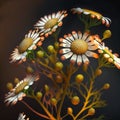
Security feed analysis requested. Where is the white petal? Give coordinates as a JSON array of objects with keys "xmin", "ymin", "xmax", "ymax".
[
  {"xmin": 61, "ymin": 48, "xmax": 71, "ymax": 54},
  {"xmin": 62, "ymin": 52, "xmax": 73, "ymax": 59},
  {"xmin": 60, "ymin": 43, "xmax": 71, "ymax": 47},
  {"xmin": 70, "ymin": 54, "xmax": 77, "ymax": 62},
  {"xmin": 60, "ymin": 38, "xmax": 71, "ymax": 44},
  {"xmin": 77, "ymin": 55, "xmax": 82, "ymax": 65},
  {"xmin": 82, "ymin": 54, "xmax": 89, "ymax": 63},
  {"xmin": 77, "ymin": 31, "xmax": 82, "ymax": 39},
  {"xmin": 82, "ymin": 32, "xmax": 89, "ymax": 40},
  {"xmin": 72, "ymin": 32, "xmax": 78, "ymax": 39}
]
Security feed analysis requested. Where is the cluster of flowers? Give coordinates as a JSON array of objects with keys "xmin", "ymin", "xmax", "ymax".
[{"xmin": 5, "ymin": 7, "xmax": 120, "ymax": 120}]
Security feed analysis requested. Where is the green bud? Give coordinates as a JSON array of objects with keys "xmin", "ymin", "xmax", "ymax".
[
  {"xmin": 51, "ymin": 98, "xmax": 57, "ymax": 106},
  {"xmin": 14, "ymin": 77, "xmax": 20, "ymax": 84},
  {"xmin": 44, "ymin": 84, "xmax": 49, "ymax": 92},
  {"xmin": 55, "ymin": 62, "xmax": 63, "ymax": 71},
  {"xmin": 6, "ymin": 82, "xmax": 13, "ymax": 91},
  {"xmin": 47, "ymin": 45, "xmax": 55, "ymax": 53},
  {"xmin": 103, "ymin": 30, "xmax": 112, "ymax": 40},
  {"xmin": 36, "ymin": 50, "xmax": 44, "ymax": 58},
  {"xmin": 75, "ymin": 74, "xmax": 84, "ymax": 83},
  {"xmin": 36, "ymin": 92, "xmax": 43, "ymax": 99}
]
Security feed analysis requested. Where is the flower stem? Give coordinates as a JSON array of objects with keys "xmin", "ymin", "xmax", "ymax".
[{"xmin": 21, "ymin": 100, "xmax": 50, "ymax": 120}]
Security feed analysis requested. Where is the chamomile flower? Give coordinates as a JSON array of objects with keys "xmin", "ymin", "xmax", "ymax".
[
  {"xmin": 18, "ymin": 113, "xmax": 29, "ymax": 120},
  {"xmin": 98, "ymin": 43, "xmax": 120, "ymax": 69},
  {"xmin": 5, "ymin": 75, "xmax": 39, "ymax": 105},
  {"xmin": 10, "ymin": 30, "xmax": 41, "ymax": 63},
  {"xmin": 34, "ymin": 10, "xmax": 67, "ymax": 37},
  {"xmin": 71, "ymin": 7, "xmax": 111, "ymax": 27},
  {"xmin": 59, "ymin": 31, "xmax": 99, "ymax": 66}
]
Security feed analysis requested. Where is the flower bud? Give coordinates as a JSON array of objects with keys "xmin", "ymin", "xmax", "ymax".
[
  {"xmin": 103, "ymin": 30, "xmax": 112, "ymax": 40},
  {"xmin": 55, "ymin": 62, "xmax": 63, "ymax": 71},
  {"xmin": 36, "ymin": 92, "xmax": 43, "ymax": 99},
  {"xmin": 103, "ymin": 83, "xmax": 110, "ymax": 90},
  {"xmin": 95, "ymin": 69, "xmax": 102, "ymax": 76},
  {"xmin": 26, "ymin": 66, "xmax": 34, "ymax": 74},
  {"xmin": 56, "ymin": 75, "xmax": 63, "ymax": 83},
  {"xmin": 36, "ymin": 50, "xmax": 44, "ymax": 58},
  {"xmin": 44, "ymin": 84, "xmax": 49, "ymax": 92},
  {"xmin": 14, "ymin": 77, "xmax": 20, "ymax": 84},
  {"xmin": 67, "ymin": 107, "xmax": 73, "ymax": 115},
  {"xmin": 51, "ymin": 98, "xmax": 57, "ymax": 106},
  {"xmin": 75, "ymin": 74, "xmax": 84, "ymax": 83},
  {"xmin": 47, "ymin": 45, "xmax": 55, "ymax": 53},
  {"xmin": 88, "ymin": 108, "xmax": 95, "ymax": 115},
  {"xmin": 6, "ymin": 82, "xmax": 13, "ymax": 91},
  {"xmin": 71, "ymin": 96, "xmax": 80, "ymax": 105},
  {"xmin": 54, "ymin": 42, "xmax": 59, "ymax": 49}
]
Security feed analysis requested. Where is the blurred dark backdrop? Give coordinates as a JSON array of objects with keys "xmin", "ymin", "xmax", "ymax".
[{"xmin": 0, "ymin": 0, "xmax": 120, "ymax": 119}]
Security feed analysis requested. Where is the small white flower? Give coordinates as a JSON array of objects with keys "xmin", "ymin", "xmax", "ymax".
[
  {"xmin": 71, "ymin": 7, "xmax": 111, "ymax": 27},
  {"xmin": 34, "ymin": 10, "xmax": 67, "ymax": 37},
  {"xmin": 10, "ymin": 30, "xmax": 41, "ymax": 63},
  {"xmin": 5, "ymin": 75, "xmax": 39, "ymax": 105},
  {"xmin": 18, "ymin": 113, "xmax": 29, "ymax": 120},
  {"xmin": 59, "ymin": 31, "xmax": 99, "ymax": 66}
]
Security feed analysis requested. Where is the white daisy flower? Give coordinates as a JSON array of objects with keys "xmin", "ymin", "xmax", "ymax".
[
  {"xmin": 97, "ymin": 42, "xmax": 120, "ymax": 69},
  {"xmin": 71, "ymin": 7, "xmax": 111, "ymax": 27},
  {"xmin": 5, "ymin": 75, "xmax": 39, "ymax": 105},
  {"xmin": 59, "ymin": 31, "xmax": 99, "ymax": 66},
  {"xmin": 10, "ymin": 30, "xmax": 41, "ymax": 63},
  {"xmin": 34, "ymin": 10, "xmax": 67, "ymax": 37},
  {"xmin": 18, "ymin": 113, "xmax": 29, "ymax": 120}
]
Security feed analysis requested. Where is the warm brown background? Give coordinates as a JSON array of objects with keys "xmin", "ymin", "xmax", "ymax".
[{"xmin": 0, "ymin": 0, "xmax": 120, "ymax": 119}]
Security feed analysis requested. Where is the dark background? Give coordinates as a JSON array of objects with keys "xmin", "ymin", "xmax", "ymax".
[{"xmin": 0, "ymin": 0, "xmax": 120, "ymax": 120}]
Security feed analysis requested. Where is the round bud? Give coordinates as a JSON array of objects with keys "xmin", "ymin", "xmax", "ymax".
[
  {"xmin": 51, "ymin": 98, "xmax": 57, "ymax": 106},
  {"xmin": 103, "ymin": 30, "xmax": 112, "ymax": 40},
  {"xmin": 36, "ymin": 50, "xmax": 44, "ymax": 58},
  {"xmin": 103, "ymin": 83, "xmax": 110, "ymax": 90},
  {"xmin": 6, "ymin": 82, "xmax": 13, "ymax": 91},
  {"xmin": 14, "ymin": 77, "xmax": 20, "ymax": 84},
  {"xmin": 88, "ymin": 108, "xmax": 95, "ymax": 115},
  {"xmin": 95, "ymin": 69, "xmax": 102, "ymax": 76},
  {"xmin": 55, "ymin": 62, "xmax": 63, "ymax": 71},
  {"xmin": 56, "ymin": 75, "xmax": 63, "ymax": 83},
  {"xmin": 36, "ymin": 92, "xmax": 43, "ymax": 99},
  {"xmin": 26, "ymin": 66, "xmax": 34, "ymax": 74},
  {"xmin": 75, "ymin": 74, "xmax": 84, "ymax": 83},
  {"xmin": 71, "ymin": 96, "xmax": 80, "ymax": 105},
  {"xmin": 67, "ymin": 107, "xmax": 73, "ymax": 115},
  {"xmin": 44, "ymin": 84, "xmax": 49, "ymax": 92},
  {"xmin": 54, "ymin": 42, "xmax": 59, "ymax": 49},
  {"xmin": 47, "ymin": 45, "xmax": 55, "ymax": 53}
]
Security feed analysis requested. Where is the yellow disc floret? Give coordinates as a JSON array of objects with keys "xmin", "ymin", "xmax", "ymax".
[
  {"xmin": 71, "ymin": 39, "xmax": 88, "ymax": 54},
  {"xmin": 44, "ymin": 18, "xmax": 58, "ymax": 29}
]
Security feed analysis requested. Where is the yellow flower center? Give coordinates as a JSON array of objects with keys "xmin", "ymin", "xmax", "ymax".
[
  {"xmin": 15, "ymin": 81, "xmax": 29, "ymax": 94},
  {"xmin": 104, "ymin": 48, "xmax": 114, "ymax": 58},
  {"xmin": 83, "ymin": 9, "xmax": 102, "ymax": 18},
  {"xmin": 71, "ymin": 39, "xmax": 88, "ymax": 54},
  {"xmin": 44, "ymin": 18, "xmax": 58, "ymax": 29},
  {"xmin": 18, "ymin": 38, "xmax": 33, "ymax": 53}
]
